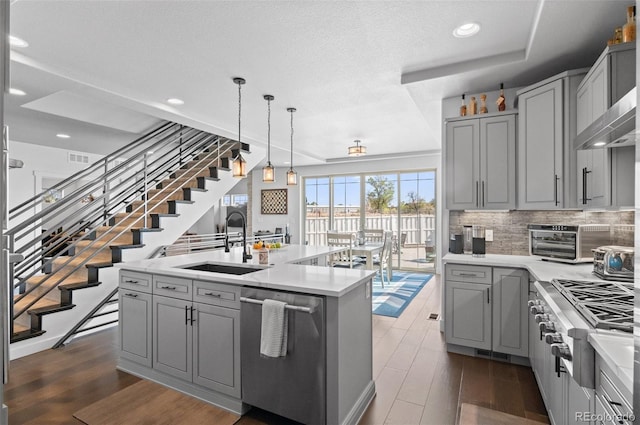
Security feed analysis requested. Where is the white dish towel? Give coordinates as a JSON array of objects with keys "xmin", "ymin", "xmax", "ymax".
[{"xmin": 260, "ymin": 299, "xmax": 288, "ymax": 358}]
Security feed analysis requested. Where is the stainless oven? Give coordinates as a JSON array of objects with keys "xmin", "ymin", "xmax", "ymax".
[{"xmin": 528, "ymin": 224, "xmax": 611, "ymax": 263}]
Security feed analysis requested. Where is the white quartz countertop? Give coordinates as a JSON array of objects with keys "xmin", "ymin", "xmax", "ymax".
[
  {"xmin": 116, "ymin": 244, "xmax": 376, "ymax": 297},
  {"xmin": 588, "ymin": 332, "xmax": 633, "ymax": 396},
  {"xmin": 443, "ymin": 253, "xmax": 599, "ymax": 282}
]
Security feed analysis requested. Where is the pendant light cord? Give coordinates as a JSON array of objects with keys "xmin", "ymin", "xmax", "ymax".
[
  {"xmin": 237, "ymin": 82, "xmax": 242, "ymax": 144},
  {"xmin": 267, "ymin": 97, "xmax": 271, "ymax": 163},
  {"xmin": 289, "ymin": 109, "xmax": 294, "ymax": 169}
]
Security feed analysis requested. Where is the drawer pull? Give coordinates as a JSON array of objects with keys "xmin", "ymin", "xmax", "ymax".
[
  {"xmin": 204, "ymin": 292, "xmax": 222, "ymax": 298},
  {"xmin": 459, "ymin": 273, "xmax": 477, "ymax": 277},
  {"xmin": 124, "ymin": 293, "xmax": 138, "ymax": 298},
  {"xmin": 161, "ymin": 285, "xmax": 177, "ymax": 290},
  {"xmin": 124, "ymin": 279, "xmax": 139, "ymax": 284}
]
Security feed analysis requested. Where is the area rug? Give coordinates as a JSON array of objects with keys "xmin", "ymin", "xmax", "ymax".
[
  {"xmin": 73, "ymin": 379, "xmax": 239, "ymax": 425},
  {"xmin": 372, "ymin": 271, "xmax": 432, "ymax": 318}
]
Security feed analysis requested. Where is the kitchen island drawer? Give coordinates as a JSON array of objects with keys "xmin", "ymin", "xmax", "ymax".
[
  {"xmin": 120, "ymin": 271, "xmax": 152, "ymax": 293},
  {"xmin": 445, "ymin": 264, "xmax": 492, "ymax": 284},
  {"xmin": 193, "ymin": 280, "xmax": 240, "ymax": 309},
  {"xmin": 153, "ymin": 275, "xmax": 192, "ymax": 300}
]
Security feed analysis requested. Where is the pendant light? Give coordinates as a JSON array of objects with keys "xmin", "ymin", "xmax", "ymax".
[
  {"xmin": 286, "ymin": 107, "xmax": 297, "ymax": 186},
  {"xmin": 348, "ymin": 139, "xmax": 366, "ymax": 156},
  {"xmin": 232, "ymin": 77, "xmax": 247, "ymax": 178},
  {"xmin": 262, "ymin": 94, "xmax": 275, "ymax": 182}
]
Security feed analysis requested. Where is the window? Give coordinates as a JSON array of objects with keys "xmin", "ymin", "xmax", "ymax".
[{"xmin": 222, "ymin": 194, "xmax": 248, "ymax": 206}]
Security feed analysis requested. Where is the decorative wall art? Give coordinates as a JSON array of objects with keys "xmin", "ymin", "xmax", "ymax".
[{"xmin": 261, "ymin": 189, "xmax": 288, "ymax": 215}]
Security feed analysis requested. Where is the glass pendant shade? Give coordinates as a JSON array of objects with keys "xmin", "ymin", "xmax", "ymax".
[
  {"xmin": 262, "ymin": 162, "xmax": 275, "ymax": 182},
  {"xmin": 348, "ymin": 140, "xmax": 366, "ymax": 156},
  {"xmin": 286, "ymin": 168, "xmax": 298, "ymax": 186},
  {"xmin": 232, "ymin": 153, "xmax": 246, "ymax": 178}
]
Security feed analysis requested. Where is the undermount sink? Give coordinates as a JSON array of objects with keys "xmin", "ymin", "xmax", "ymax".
[{"xmin": 180, "ymin": 263, "xmax": 264, "ymax": 275}]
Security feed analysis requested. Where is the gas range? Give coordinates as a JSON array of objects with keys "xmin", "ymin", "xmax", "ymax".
[
  {"xmin": 550, "ymin": 279, "xmax": 633, "ymax": 333},
  {"xmin": 530, "ymin": 278, "xmax": 632, "ymax": 390}
]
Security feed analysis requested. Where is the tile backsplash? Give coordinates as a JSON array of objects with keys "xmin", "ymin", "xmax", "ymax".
[{"xmin": 449, "ymin": 210, "xmax": 634, "ymax": 255}]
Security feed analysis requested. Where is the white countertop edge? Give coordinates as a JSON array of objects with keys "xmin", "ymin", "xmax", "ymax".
[
  {"xmin": 116, "ymin": 246, "xmax": 377, "ymax": 297},
  {"xmin": 588, "ymin": 333, "xmax": 633, "ymax": 396}
]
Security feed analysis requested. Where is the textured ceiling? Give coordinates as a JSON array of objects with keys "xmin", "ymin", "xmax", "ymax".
[{"xmin": 7, "ymin": 0, "xmax": 634, "ymax": 165}]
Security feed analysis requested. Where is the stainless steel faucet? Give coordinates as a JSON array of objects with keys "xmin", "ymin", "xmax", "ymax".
[{"xmin": 224, "ymin": 211, "xmax": 252, "ymax": 263}]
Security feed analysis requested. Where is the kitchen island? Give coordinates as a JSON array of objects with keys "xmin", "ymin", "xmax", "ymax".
[{"xmin": 115, "ymin": 245, "xmax": 376, "ymax": 425}]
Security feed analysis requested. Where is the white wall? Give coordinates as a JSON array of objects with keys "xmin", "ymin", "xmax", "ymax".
[{"xmin": 250, "ymin": 153, "xmax": 443, "ymax": 271}]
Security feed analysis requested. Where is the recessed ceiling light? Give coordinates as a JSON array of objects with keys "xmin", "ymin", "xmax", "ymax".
[
  {"xmin": 166, "ymin": 98, "xmax": 184, "ymax": 105},
  {"xmin": 56, "ymin": 133, "xmax": 70, "ymax": 139},
  {"xmin": 9, "ymin": 35, "xmax": 29, "ymax": 48},
  {"xmin": 593, "ymin": 141, "xmax": 606, "ymax": 147},
  {"xmin": 453, "ymin": 22, "xmax": 481, "ymax": 38},
  {"xmin": 9, "ymin": 88, "xmax": 26, "ymax": 96},
  {"xmin": 284, "ymin": 161, "xmax": 291, "ymax": 165}
]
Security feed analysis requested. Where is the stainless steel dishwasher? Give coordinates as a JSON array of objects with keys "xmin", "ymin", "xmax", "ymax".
[{"xmin": 240, "ymin": 286, "xmax": 325, "ymax": 425}]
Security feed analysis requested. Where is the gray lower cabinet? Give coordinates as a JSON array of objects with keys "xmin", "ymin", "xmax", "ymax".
[
  {"xmin": 119, "ymin": 288, "xmax": 152, "ymax": 367},
  {"xmin": 153, "ymin": 291, "xmax": 241, "ymax": 398},
  {"xmin": 445, "ymin": 264, "xmax": 528, "ymax": 358}
]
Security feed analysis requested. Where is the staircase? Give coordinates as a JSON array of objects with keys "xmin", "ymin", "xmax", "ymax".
[{"xmin": 7, "ymin": 122, "xmax": 264, "ymax": 356}]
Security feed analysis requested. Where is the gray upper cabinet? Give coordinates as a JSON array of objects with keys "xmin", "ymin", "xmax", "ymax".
[
  {"xmin": 446, "ymin": 113, "xmax": 516, "ymax": 210},
  {"xmin": 611, "ymin": 146, "xmax": 635, "ymax": 208},
  {"xmin": 576, "ymin": 43, "xmax": 636, "ymax": 134},
  {"xmin": 577, "ymin": 148, "xmax": 610, "ymax": 207},
  {"xmin": 517, "ymin": 70, "xmax": 586, "ymax": 209}
]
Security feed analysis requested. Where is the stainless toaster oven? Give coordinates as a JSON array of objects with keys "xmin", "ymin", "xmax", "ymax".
[{"xmin": 528, "ymin": 224, "xmax": 611, "ymax": 263}]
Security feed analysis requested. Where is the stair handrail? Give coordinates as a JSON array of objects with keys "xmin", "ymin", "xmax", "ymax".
[
  {"xmin": 10, "ymin": 126, "xmax": 239, "ymax": 320},
  {"xmin": 12, "ymin": 136, "xmax": 232, "ymax": 314}
]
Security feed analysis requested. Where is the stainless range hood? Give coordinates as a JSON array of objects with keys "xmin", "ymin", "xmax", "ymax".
[{"xmin": 573, "ymin": 87, "xmax": 637, "ymax": 149}]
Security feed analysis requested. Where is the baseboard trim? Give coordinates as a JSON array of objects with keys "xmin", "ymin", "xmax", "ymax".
[{"xmin": 341, "ymin": 380, "xmax": 376, "ymax": 425}]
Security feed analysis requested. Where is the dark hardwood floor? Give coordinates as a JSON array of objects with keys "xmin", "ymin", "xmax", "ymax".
[{"xmin": 4, "ymin": 275, "xmax": 549, "ymax": 425}]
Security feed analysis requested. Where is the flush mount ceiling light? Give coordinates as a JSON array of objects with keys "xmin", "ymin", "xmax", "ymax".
[
  {"xmin": 348, "ymin": 140, "xmax": 367, "ymax": 156},
  {"xmin": 593, "ymin": 141, "xmax": 607, "ymax": 147},
  {"xmin": 9, "ymin": 88, "xmax": 25, "ymax": 96},
  {"xmin": 9, "ymin": 35, "xmax": 28, "ymax": 48},
  {"xmin": 56, "ymin": 133, "xmax": 70, "ymax": 139},
  {"xmin": 286, "ymin": 107, "xmax": 298, "ymax": 186},
  {"xmin": 262, "ymin": 94, "xmax": 275, "ymax": 182},
  {"xmin": 453, "ymin": 22, "xmax": 481, "ymax": 38},
  {"xmin": 232, "ymin": 77, "xmax": 247, "ymax": 178},
  {"xmin": 166, "ymin": 98, "xmax": 184, "ymax": 105}
]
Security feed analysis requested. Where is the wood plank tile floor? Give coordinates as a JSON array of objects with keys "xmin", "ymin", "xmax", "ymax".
[{"xmin": 4, "ymin": 274, "xmax": 549, "ymax": 425}]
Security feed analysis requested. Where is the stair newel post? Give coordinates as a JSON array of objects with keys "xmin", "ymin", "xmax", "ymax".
[{"xmin": 143, "ymin": 152, "xmax": 149, "ymax": 229}]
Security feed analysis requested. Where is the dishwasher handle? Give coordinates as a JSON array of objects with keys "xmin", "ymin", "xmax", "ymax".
[{"xmin": 240, "ymin": 296, "xmax": 315, "ymax": 314}]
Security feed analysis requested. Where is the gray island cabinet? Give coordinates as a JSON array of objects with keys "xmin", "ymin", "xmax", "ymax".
[{"xmin": 116, "ymin": 245, "xmax": 376, "ymax": 425}]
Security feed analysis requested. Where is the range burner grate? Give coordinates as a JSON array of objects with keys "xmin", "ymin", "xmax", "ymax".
[{"xmin": 550, "ymin": 278, "xmax": 633, "ymax": 333}]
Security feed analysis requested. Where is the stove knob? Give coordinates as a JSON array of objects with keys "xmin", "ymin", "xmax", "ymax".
[
  {"xmin": 539, "ymin": 321, "xmax": 556, "ymax": 333},
  {"xmin": 550, "ymin": 343, "xmax": 572, "ymax": 360},
  {"xmin": 530, "ymin": 305, "xmax": 545, "ymax": 315},
  {"xmin": 527, "ymin": 300, "xmax": 541, "ymax": 307},
  {"xmin": 534, "ymin": 314, "xmax": 550, "ymax": 323},
  {"xmin": 545, "ymin": 333, "xmax": 563, "ymax": 344}
]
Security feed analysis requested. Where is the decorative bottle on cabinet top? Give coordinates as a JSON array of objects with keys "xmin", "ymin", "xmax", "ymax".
[
  {"xmin": 479, "ymin": 94, "xmax": 487, "ymax": 114},
  {"xmin": 623, "ymin": 5, "xmax": 636, "ymax": 43},
  {"xmin": 496, "ymin": 83, "xmax": 506, "ymax": 111},
  {"xmin": 460, "ymin": 94, "xmax": 467, "ymax": 116},
  {"xmin": 469, "ymin": 96, "xmax": 477, "ymax": 115}
]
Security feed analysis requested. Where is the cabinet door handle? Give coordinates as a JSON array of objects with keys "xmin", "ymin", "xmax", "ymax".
[
  {"xmin": 124, "ymin": 293, "xmax": 138, "ymax": 298},
  {"xmin": 204, "ymin": 292, "xmax": 222, "ymax": 298},
  {"xmin": 185, "ymin": 305, "xmax": 189, "ymax": 325},
  {"xmin": 161, "ymin": 285, "xmax": 176, "ymax": 290},
  {"xmin": 482, "ymin": 181, "xmax": 485, "ymax": 207},
  {"xmin": 124, "ymin": 279, "xmax": 139, "ymax": 284},
  {"xmin": 476, "ymin": 181, "xmax": 479, "ymax": 208},
  {"xmin": 487, "ymin": 287, "xmax": 490, "ymax": 304},
  {"xmin": 608, "ymin": 400, "xmax": 623, "ymax": 407},
  {"xmin": 554, "ymin": 174, "xmax": 559, "ymax": 206},
  {"xmin": 190, "ymin": 306, "xmax": 196, "ymax": 325}
]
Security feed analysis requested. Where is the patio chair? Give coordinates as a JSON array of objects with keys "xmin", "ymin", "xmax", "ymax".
[
  {"xmin": 363, "ymin": 228, "xmax": 384, "ymax": 243},
  {"xmin": 373, "ymin": 231, "xmax": 393, "ymax": 287},
  {"xmin": 326, "ymin": 231, "xmax": 364, "ymax": 269},
  {"xmin": 392, "ymin": 232, "xmax": 407, "ymax": 254}
]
